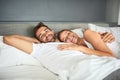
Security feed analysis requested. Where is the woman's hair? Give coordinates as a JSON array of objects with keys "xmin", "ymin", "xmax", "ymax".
[
  {"xmin": 33, "ymin": 22, "xmax": 51, "ymax": 37},
  {"xmin": 57, "ymin": 29, "xmax": 71, "ymax": 42}
]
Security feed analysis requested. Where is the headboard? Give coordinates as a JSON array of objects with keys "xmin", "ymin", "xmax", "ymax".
[{"xmin": 0, "ymin": 22, "xmax": 109, "ymax": 37}]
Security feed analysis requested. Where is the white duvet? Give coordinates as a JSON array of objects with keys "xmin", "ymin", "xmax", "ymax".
[
  {"xmin": 1, "ymin": 35, "xmax": 120, "ymax": 80},
  {"xmin": 31, "ymin": 42, "xmax": 120, "ymax": 80}
]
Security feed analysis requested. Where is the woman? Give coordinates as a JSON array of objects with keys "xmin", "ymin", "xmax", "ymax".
[{"xmin": 57, "ymin": 29, "xmax": 118, "ymax": 57}]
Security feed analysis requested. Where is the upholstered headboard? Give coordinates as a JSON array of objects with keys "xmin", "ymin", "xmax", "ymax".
[{"xmin": 0, "ymin": 22, "xmax": 109, "ymax": 37}]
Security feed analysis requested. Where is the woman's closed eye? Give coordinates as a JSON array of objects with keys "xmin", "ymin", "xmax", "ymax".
[{"xmin": 63, "ymin": 32, "xmax": 70, "ymax": 42}]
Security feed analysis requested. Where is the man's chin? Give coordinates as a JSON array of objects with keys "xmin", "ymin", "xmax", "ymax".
[{"xmin": 51, "ymin": 39, "xmax": 55, "ymax": 42}]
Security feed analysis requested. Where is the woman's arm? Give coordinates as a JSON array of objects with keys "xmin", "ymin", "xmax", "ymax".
[
  {"xmin": 3, "ymin": 35, "xmax": 34, "ymax": 54},
  {"xmin": 58, "ymin": 44, "xmax": 114, "ymax": 57},
  {"xmin": 83, "ymin": 29, "xmax": 114, "ymax": 57}
]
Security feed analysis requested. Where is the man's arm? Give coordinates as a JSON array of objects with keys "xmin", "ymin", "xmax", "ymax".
[
  {"xmin": 11, "ymin": 35, "xmax": 40, "ymax": 43},
  {"xmin": 3, "ymin": 35, "xmax": 34, "ymax": 54}
]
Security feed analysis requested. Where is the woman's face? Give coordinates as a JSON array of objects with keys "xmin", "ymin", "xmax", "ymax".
[
  {"xmin": 59, "ymin": 30, "xmax": 79, "ymax": 44},
  {"xmin": 35, "ymin": 26, "xmax": 55, "ymax": 42}
]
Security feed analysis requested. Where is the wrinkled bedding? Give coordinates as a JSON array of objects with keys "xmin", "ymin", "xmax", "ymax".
[
  {"xmin": 30, "ymin": 42, "xmax": 120, "ymax": 80},
  {"xmin": 0, "ymin": 26, "xmax": 120, "ymax": 80},
  {"xmin": 0, "ymin": 36, "xmax": 57, "ymax": 80}
]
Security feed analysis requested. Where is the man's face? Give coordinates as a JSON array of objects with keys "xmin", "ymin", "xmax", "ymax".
[
  {"xmin": 60, "ymin": 30, "xmax": 79, "ymax": 44},
  {"xmin": 35, "ymin": 26, "xmax": 55, "ymax": 43}
]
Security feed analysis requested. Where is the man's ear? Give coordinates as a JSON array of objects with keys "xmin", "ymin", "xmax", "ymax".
[
  {"xmin": 55, "ymin": 38, "xmax": 60, "ymax": 42},
  {"xmin": 51, "ymin": 30, "xmax": 55, "ymax": 32}
]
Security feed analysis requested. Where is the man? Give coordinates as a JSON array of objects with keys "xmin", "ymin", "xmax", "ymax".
[
  {"xmin": 3, "ymin": 22, "xmax": 56, "ymax": 54},
  {"xmin": 33, "ymin": 22, "xmax": 56, "ymax": 43}
]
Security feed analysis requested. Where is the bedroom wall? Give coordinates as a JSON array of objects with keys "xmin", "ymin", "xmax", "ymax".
[
  {"xmin": 0, "ymin": 0, "xmax": 106, "ymax": 22},
  {"xmin": 106, "ymin": 0, "xmax": 120, "ymax": 26},
  {"xmin": 118, "ymin": 3, "xmax": 120, "ymax": 26}
]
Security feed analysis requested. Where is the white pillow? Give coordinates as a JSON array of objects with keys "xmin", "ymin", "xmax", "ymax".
[
  {"xmin": 110, "ymin": 27, "xmax": 120, "ymax": 42},
  {"xmin": 0, "ymin": 36, "xmax": 41, "ymax": 67},
  {"xmin": 88, "ymin": 23, "xmax": 111, "ymax": 33},
  {"xmin": 72, "ymin": 28, "xmax": 84, "ymax": 37},
  {"xmin": 88, "ymin": 24, "xmax": 120, "ymax": 42}
]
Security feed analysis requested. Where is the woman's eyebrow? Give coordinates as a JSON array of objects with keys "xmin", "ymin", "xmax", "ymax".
[{"xmin": 63, "ymin": 31, "xmax": 69, "ymax": 41}]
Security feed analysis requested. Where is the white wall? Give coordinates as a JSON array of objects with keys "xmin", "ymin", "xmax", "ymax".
[
  {"xmin": 106, "ymin": 0, "xmax": 120, "ymax": 23},
  {"xmin": 0, "ymin": 0, "xmax": 106, "ymax": 22},
  {"xmin": 118, "ymin": 4, "xmax": 120, "ymax": 25}
]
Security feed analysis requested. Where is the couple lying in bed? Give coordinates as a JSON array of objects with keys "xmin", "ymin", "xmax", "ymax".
[{"xmin": 3, "ymin": 22, "xmax": 119, "ymax": 58}]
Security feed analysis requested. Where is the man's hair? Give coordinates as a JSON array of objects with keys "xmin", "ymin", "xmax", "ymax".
[
  {"xmin": 33, "ymin": 22, "xmax": 51, "ymax": 37},
  {"xmin": 57, "ymin": 29, "xmax": 72, "ymax": 42}
]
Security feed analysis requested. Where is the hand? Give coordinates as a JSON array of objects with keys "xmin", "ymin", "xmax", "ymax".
[
  {"xmin": 99, "ymin": 32, "xmax": 115, "ymax": 43},
  {"xmin": 58, "ymin": 43, "xmax": 80, "ymax": 51},
  {"xmin": 33, "ymin": 38, "xmax": 40, "ymax": 44},
  {"xmin": 58, "ymin": 44, "xmax": 91, "ymax": 55}
]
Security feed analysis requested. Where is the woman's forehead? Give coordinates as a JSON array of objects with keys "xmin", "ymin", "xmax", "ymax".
[
  {"xmin": 60, "ymin": 31, "xmax": 69, "ymax": 38},
  {"xmin": 62, "ymin": 30, "xmax": 71, "ymax": 33}
]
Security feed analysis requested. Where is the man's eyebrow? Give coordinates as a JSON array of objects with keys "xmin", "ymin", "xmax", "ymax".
[
  {"xmin": 44, "ymin": 28, "xmax": 48, "ymax": 31},
  {"xmin": 39, "ymin": 33, "xmax": 42, "ymax": 38}
]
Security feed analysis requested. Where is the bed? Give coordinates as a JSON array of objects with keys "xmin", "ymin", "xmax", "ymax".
[{"xmin": 0, "ymin": 22, "xmax": 120, "ymax": 80}]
